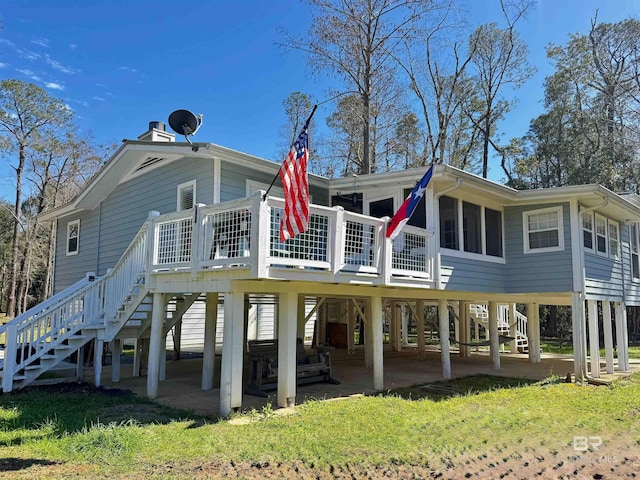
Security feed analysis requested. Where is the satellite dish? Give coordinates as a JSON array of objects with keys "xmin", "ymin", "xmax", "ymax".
[{"xmin": 168, "ymin": 109, "xmax": 203, "ymax": 146}]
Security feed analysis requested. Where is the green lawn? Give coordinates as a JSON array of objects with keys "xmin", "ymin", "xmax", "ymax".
[
  {"xmin": 1, "ymin": 374, "xmax": 639, "ymax": 478},
  {"xmin": 540, "ymin": 340, "xmax": 640, "ymax": 359}
]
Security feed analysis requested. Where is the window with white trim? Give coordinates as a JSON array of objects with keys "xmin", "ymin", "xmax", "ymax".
[
  {"xmin": 439, "ymin": 195, "xmax": 503, "ymax": 258},
  {"xmin": 66, "ymin": 219, "xmax": 80, "ymax": 256},
  {"xmin": 595, "ymin": 214, "xmax": 607, "ymax": 255},
  {"xmin": 177, "ymin": 180, "xmax": 196, "ymax": 211},
  {"xmin": 630, "ymin": 224, "xmax": 640, "ymax": 280},
  {"xmin": 523, "ymin": 206, "xmax": 564, "ymax": 253},
  {"xmin": 582, "ymin": 212, "xmax": 594, "ymax": 251},
  {"xmin": 608, "ymin": 220, "xmax": 619, "ymax": 259}
]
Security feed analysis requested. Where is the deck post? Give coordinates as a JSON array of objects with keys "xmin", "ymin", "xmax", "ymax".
[
  {"xmin": 417, "ymin": 300, "xmax": 426, "ymax": 359},
  {"xmin": 438, "ymin": 299, "xmax": 451, "ymax": 378},
  {"xmin": 347, "ymin": 300, "xmax": 356, "ymax": 354},
  {"xmin": 75, "ymin": 345, "xmax": 85, "ymax": 382},
  {"xmin": 488, "ymin": 301, "xmax": 500, "ymax": 370},
  {"xmin": 297, "ymin": 295, "xmax": 307, "ymax": 338},
  {"xmin": 202, "ymin": 293, "xmax": 219, "ymax": 391},
  {"xmin": 132, "ymin": 339, "xmax": 143, "ymax": 377},
  {"xmin": 371, "ymin": 294, "xmax": 384, "ymax": 390},
  {"xmin": 364, "ymin": 298, "xmax": 373, "ymax": 368},
  {"xmin": 159, "ymin": 332, "xmax": 167, "ymax": 381},
  {"xmin": 527, "ymin": 303, "xmax": 541, "ymax": 363},
  {"xmin": 93, "ymin": 338, "xmax": 104, "ymax": 387},
  {"xmin": 571, "ymin": 293, "xmax": 587, "ymax": 381},
  {"xmin": 111, "ymin": 338, "xmax": 122, "ymax": 383},
  {"xmin": 391, "ymin": 302, "xmax": 400, "ymax": 351},
  {"xmin": 587, "ymin": 299, "xmax": 600, "ymax": 378},
  {"xmin": 220, "ymin": 291, "xmax": 245, "ymax": 417},
  {"xmin": 147, "ymin": 292, "xmax": 165, "ymax": 398},
  {"xmin": 278, "ymin": 292, "xmax": 298, "ymax": 407},
  {"xmin": 615, "ymin": 302, "xmax": 629, "ymax": 372},
  {"xmin": 459, "ymin": 301, "xmax": 471, "ymax": 358},
  {"xmin": 173, "ymin": 319, "xmax": 182, "ymax": 360},
  {"xmin": 602, "ymin": 301, "xmax": 614, "ymax": 374},
  {"xmin": 508, "ymin": 303, "xmax": 517, "ymax": 354},
  {"xmin": 401, "ymin": 303, "xmax": 408, "ymax": 347}
]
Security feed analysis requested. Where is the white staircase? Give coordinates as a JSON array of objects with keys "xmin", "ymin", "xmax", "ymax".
[
  {"xmin": 0, "ymin": 221, "xmax": 150, "ymax": 392},
  {"xmin": 467, "ymin": 303, "xmax": 529, "ymax": 352}
]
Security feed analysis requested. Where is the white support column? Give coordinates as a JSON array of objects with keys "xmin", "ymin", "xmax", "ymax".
[
  {"xmin": 364, "ymin": 299, "xmax": 373, "ymax": 369},
  {"xmin": 417, "ymin": 300, "xmax": 426, "ymax": 360},
  {"xmin": 132, "ymin": 338, "xmax": 142, "ymax": 377},
  {"xmin": 602, "ymin": 301, "xmax": 614, "ymax": 375},
  {"xmin": 488, "ymin": 301, "xmax": 500, "ymax": 370},
  {"xmin": 159, "ymin": 332, "xmax": 167, "ymax": 381},
  {"xmin": 347, "ymin": 301, "xmax": 355, "ymax": 354},
  {"xmin": 438, "ymin": 299, "xmax": 451, "ymax": 378},
  {"xmin": 220, "ymin": 291, "xmax": 245, "ymax": 417},
  {"xmin": 391, "ymin": 302, "xmax": 400, "ymax": 351},
  {"xmin": 297, "ymin": 295, "xmax": 307, "ymax": 338},
  {"xmin": 587, "ymin": 299, "xmax": 600, "ymax": 378},
  {"xmin": 278, "ymin": 292, "xmax": 298, "ymax": 407},
  {"xmin": 508, "ymin": 303, "xmax": 517, "ymax": 354},
  {"xmin": 147, "ymin": 292, "xmax": 165, "ymax": 398},
  {"xmin": 75, "ymin": 345, "xmax": 85, "ymax": 382},
  {"xmin": 371, "ymin": 294, "xmax": 384, "ymax": 390},
  {"xmin": 93, "ymin": 339, "xmax": 104, "ymax": 387},
  {"xmin": 615, "ymin": 302, "xmax": 629, "ymax": 372},
  {"xmin": 111, "ymin": 339, "xmax": 122, "ymax": 383},
  {"xmin": 173, "ymin": 319, "xmax": 182, "ymax": 360},
  {"xmin": 202, "ymin": 293, "xmax": 219, "ymax": 391},
  {"xmin": 459, "ymin": 301, "xmax": 471, "ymax": 358},
  {"xmin": 571, "ymin": 293, "xmax": 587, "ymax": 381},
  {"xmin": 527, "ymin": 303, "xmax": 541, "ymax": 363},
  {"xmin": 401, "ymin": 303, "xmax": 408, "ymax": 347}
]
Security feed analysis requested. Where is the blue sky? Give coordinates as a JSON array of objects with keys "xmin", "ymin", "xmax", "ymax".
[{"xmin": 0, "ymin": 0, "xmax": 639, "ymax": 201}]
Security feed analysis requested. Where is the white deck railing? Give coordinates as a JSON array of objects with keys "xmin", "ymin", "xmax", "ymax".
[{"xmin": 148, "ymin": 193, "xmax": 433, "ymax": 282}]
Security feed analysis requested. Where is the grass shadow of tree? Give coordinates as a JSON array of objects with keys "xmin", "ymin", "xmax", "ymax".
[
  {"xmin": 0, "ymin": 382, "xmax": 215, "ymax": 444},
  {"xmin": 377, "ymin": 374, "xmax": 544, "ymax": 402}
]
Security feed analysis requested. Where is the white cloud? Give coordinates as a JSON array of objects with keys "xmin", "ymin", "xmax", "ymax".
[
  {"xmin": 16, "ymin": 68, "xmax": 42, "ymax": 82},
  {"xmin": 0, "ymin": 62, "xmax": 8, "ymax": 68},
  {"xmin": 69, "ymin": 43, "xmax": 77, "ymax": 50},
  {"xmin": 31, "ymin": 37, "xmax": 50, "ymax": 48},
  {"xmin": 118, "ymin": 66, "xmax": 138, "ymax": 73},
  {"xmin": 16, "ymin": 48, "xmax": 41, "ymax": 61},
  {"xmin": 44, "ymin": 54, "xmax": 77, "ymax": 74},
  {"xmin": 45, "ymin": 82, "xmax": 65, "ymax": 91},
  {"xmin": 96, "ymin": 83, "xmax": 107, "ymax": 88},
  {"xmin": 0, "ymin": 38, "xmax": 16, "ymax": 48},
  {"xmin": 93, "ymin": 96, "xmax": 105, "ymax": 101}
]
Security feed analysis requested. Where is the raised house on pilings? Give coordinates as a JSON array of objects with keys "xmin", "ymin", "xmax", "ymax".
[{"xmin": 1, "ymin": 121, "xmax": 638, "ymax": 416}]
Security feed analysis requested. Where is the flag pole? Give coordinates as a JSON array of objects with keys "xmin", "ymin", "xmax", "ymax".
[{"xmin": 263, "ymin": 104, "xmax": 318, "ymax": 201}]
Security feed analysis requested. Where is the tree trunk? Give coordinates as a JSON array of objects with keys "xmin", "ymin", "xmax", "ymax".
[{"xmin": 6, "ymin": 144, "xmax": 26, "ymax": 318}]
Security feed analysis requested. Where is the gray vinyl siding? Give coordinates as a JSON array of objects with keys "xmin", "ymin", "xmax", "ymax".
[
  {"xmin": 53, "ymin": 210, "xmax": 100, "ymax": 292},
  {"xmin": 622, "ymin": 224, "xmax": 640, "ymax": 306},
  {"xmin": 584, "ymin": 251, "xmax": 624, "ymax": 300},
  {"xmin": 440, "ymin": 256, "xmax": 505, "ymax": 293},
  {"xmin": 504, "ymin": 203, "xmax": 574, "ymax": 293},
  {"xmin": 97, "ymin": 157, "xmax": 215, "ymax": 274},
  {"xmin": 220, "ymin": 161, "xmax": 329, "ymax": 206}
]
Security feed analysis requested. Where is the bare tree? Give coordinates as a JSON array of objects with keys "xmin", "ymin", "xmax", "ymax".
[
  {"xmin": 466, "ymin": 0, "xmax": 535, "ymax": 179},
  {"xmin": 280, "ymin": 0, "xmax": 444, "ymax": 174},
  {"xmin": 0, "ymin": 79, "xmax": 72, "ymax": 317}
]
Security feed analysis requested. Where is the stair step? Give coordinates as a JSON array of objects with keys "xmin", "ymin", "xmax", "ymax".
[{"xmin": 24, "ymin": 365, "xmax": 42, "ymax": 371}]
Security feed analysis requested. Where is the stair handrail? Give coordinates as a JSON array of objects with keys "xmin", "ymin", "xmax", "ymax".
[
  {"xmin": 101, "ymin": 221, "xmax": 150, "ymax": 322},
  {"xmin": 0, "ymin": 272, "xmax": 96, "ymax": 340}
]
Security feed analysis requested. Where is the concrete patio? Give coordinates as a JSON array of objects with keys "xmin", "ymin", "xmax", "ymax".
[{"xmin": 87, "ymin": 346, "xmax": 639, "ymax": 418}]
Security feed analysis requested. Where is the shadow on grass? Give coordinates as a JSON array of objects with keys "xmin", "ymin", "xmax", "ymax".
[
  {"xmin": 0, "ymin": 458, "xmax": 60, "ymax": 472},
  {"xmin": 378, "ymin": 374, "xmax": 543, "ymax": 401},
  {"xmin": 0, "ymin": 382, "xmax": 215, "ymax": 443}
]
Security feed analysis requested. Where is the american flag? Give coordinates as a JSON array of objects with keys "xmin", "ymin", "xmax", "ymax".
[{"xmin": 279, "ymin": 118, "xmax": 311, "ymax": 241}]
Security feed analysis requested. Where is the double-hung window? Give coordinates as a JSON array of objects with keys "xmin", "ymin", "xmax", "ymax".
[
  {"xmin": 66, "ymin": 219, "xmax": 80, "ymax": 256},
  {"xmin": 582, "ymin": 212, "xmax": 594, "ymax": 251},
  {"xmin": 523, "ymin": 206, "xmax": 564, "ymax": 253},
  {"xmin": 595, "ymin": 214, "xmax": 607, "ymax": 255},
  {"xmin": 631, "ymin": 224, "xmax": 640, "ymax": 280},
  {"xmin": 608, "ymin": 220, "xmax": 619, "ymax": 259}
]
